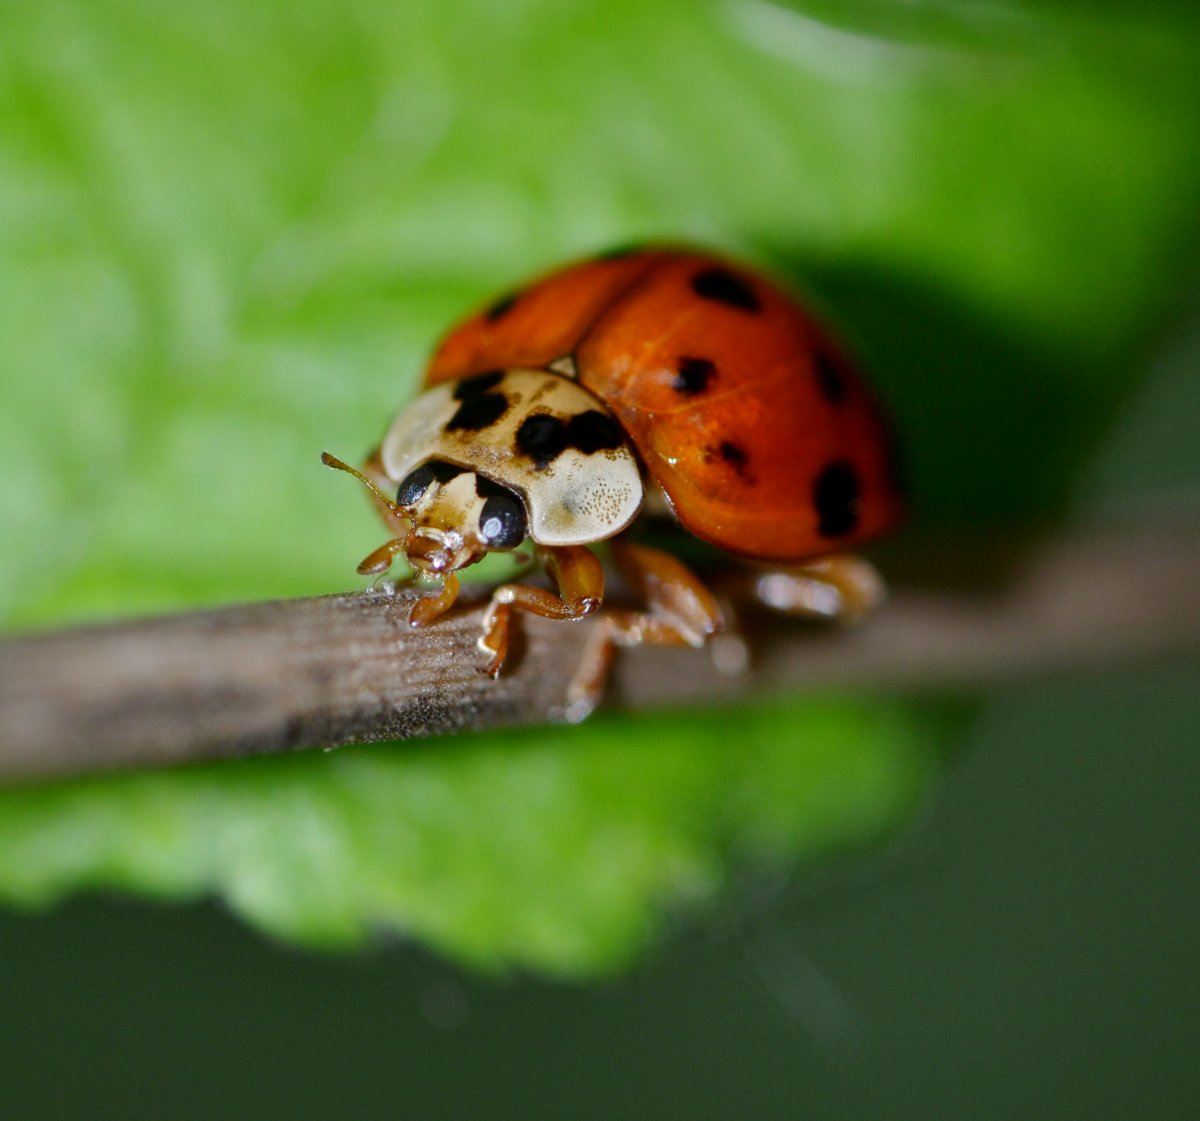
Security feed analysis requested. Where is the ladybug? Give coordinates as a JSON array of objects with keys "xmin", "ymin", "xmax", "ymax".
[{"xmin": 323, "ymin": 246, "xmax": 903, "ymax": 720}]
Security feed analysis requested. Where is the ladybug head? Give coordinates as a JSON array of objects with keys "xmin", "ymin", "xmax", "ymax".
[
  {"xmin": 394, "ymin": 459, "xmax": 528, "ymax": 575},
  {"xmin": 320, "ymin": 451, "xmax": 528, "ymax": 579}
]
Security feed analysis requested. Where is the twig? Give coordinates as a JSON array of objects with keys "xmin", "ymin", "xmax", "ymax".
[{"xmin": 1, "ymin": 517, "xmax": 1199, "ymax": 785}]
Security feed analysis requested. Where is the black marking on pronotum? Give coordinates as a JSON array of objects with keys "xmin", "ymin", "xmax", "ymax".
[
  {"xmin": 447, "ymin": 372, "xmax": 510, "ymax": 431},
  {"xmin": 690, "ymin": 267, "xmax": 760, "ymax": 312},
  {"xmin": 474, "ymin": 477, "xmax": 528, "ymax": 549},
  {"xmin": 515, "ymin": 410, "xmax": 624, "ymax": 470},
  {"xmin": 672, "ymin": 356, "xmax": 717, "ymax": 396},
  {"xmin": 396, "ymin": 460, "xmax": 467, "ymax": 506},
  {"xmin": 814, "ymin": 351, "xmax": 847, "ymax": 404},
  {"xmin": 569, "ymin": 410, "xmax": 623, "ymax": 454},
  {"xmin": 813, "ymin": 460, "xmax": 861, "ymax": 537},
  {"xmin": 452, "ymin": 370, "xmax": 504, "ymax": 399},
  {"xmin": 475, "ymin": 475, "xmax": 508, "ymax": 500},
  {"xmin": 447, "ymin": 393, "xmax": 508, "ymax": 431},
  {"xmin": 484, "ymin": 292, "xmax": 519, "ymax": 322},
  {"xmin": 515, "ymin": 415, "xmax": 566, "ymax": 469}
]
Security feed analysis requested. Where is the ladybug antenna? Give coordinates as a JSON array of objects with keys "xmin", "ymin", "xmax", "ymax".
[{"xmin": 320, "ymin": 451, "xmax": 408, "ymax": 519}]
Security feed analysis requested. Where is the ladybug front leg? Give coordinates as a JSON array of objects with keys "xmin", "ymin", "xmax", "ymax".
[
  {"xmin": 745, "ymin": 553, "xmax": 885, "ymax": 623},
  {"xmin": 356, "ymin": 537, "xmax": 409, "ymax": 577},
  {"xmin": 564, "ymin": 538, "xmax": 725, "ymax": 723},
  {"xmin": 409, "ymin": 572, "xmax": 462, "ymax": 627},
  {"xmin": 478, "ymin": 545, "xmax": 605, "ymax": 679}
]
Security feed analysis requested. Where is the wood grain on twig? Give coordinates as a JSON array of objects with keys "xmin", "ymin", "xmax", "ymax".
[{"xmin": 2, "ymin": 518, "xmax": 1199, "ymax": 785}]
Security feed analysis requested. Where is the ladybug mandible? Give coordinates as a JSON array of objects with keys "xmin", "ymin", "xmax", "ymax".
[{"xmin": 323, "ymin": 246, "xmax": 903, "ymax": 720}]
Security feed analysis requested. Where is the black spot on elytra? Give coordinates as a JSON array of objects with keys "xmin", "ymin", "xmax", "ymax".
[
  {"xmin": 718, "ymin": 441, "xmax": 751, "ymax": 478},
  {"xmin": 484, "ymin": 292, "xmax": 519, "ymax": 322},
  {"xmin": 515, "ymin": 410, "xmax": 624, "ymax": 470},
  {"xmin": 813, "ymin": 460, "xmax": 861, "ymax": 538},
  {"xmin": 452, "ymin": 370, "xmax": 504, "ymax": 399},
  {"xmin": 814, "ymin": 351, "xmax": 847, "ymax": 404},
  {"xmin": 690, "ymin": 267, "xmax": 760, "ymax": 312},
  {"xmin": 396, "ymin": 460, "xmax": 466, "ymax": 505},
  {"xmin": 672, "ymin": 356, "xmax": 717, "ymax": 396},
  {"xmin": 447, "ymin": 371, "xmax": 509, "ymax": 430}
]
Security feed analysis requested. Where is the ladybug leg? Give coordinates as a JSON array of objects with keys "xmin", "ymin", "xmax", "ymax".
[
  {"xmin": 746, "ymin": 553, "xmax": 885, "ymax": 623},
  {"xmin": 563, "ymin": 538, "xmax": 725, "ymax": 723},
  {"xmin": 478, "ymin": 545, "xmax": 605, "ymax": 679},
  {"xmin": 409, "ymin": 572, "xmax": 461, "ymax": 627},
  {"xmin": 607, "ymin": 538, "xmax": 725, "ymax": 646},
  {"xmin": 356, "ymin": 537, "xmax": 409, "ymax": 576}
]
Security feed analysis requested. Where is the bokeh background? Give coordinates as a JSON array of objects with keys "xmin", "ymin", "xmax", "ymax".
[{"xmin": 1, "ymin": 0, "xmax": 1198, "ymax": 1116}]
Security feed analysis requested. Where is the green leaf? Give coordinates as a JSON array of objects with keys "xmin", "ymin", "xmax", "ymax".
[
  {"xmin": 0, "ymin": 699, "xmax": 943, "ymax": 974},
  {"xmin": 0, "ymin": 0, "xmax": 1197, "ymax": 973}
]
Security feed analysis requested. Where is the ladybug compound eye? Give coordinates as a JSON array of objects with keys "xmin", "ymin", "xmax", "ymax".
[
  {"xmin": 396, "ymin": 460, "xmax": 465, "ymax": 507},
  {"xmin": 396, "ymin": 464, "xmax": 435, "ymax": 506},
  {"xmin": 476, "ymin": 482, "xmax": 527, "ymax": 550}
]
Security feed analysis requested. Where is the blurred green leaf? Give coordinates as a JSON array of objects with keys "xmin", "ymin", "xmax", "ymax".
[
  {"xmin": 0, "ymin": 699, "xmax": 941, "ymax": 974},
  {"xmin": 0, "ymin": 0, "xmax": 1196, "ymax": 973}
]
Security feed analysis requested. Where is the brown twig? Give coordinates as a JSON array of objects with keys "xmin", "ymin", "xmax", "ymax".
[{"xmin": 1, "ymin": 517, "xmax": 1199, "ymax": 785}]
